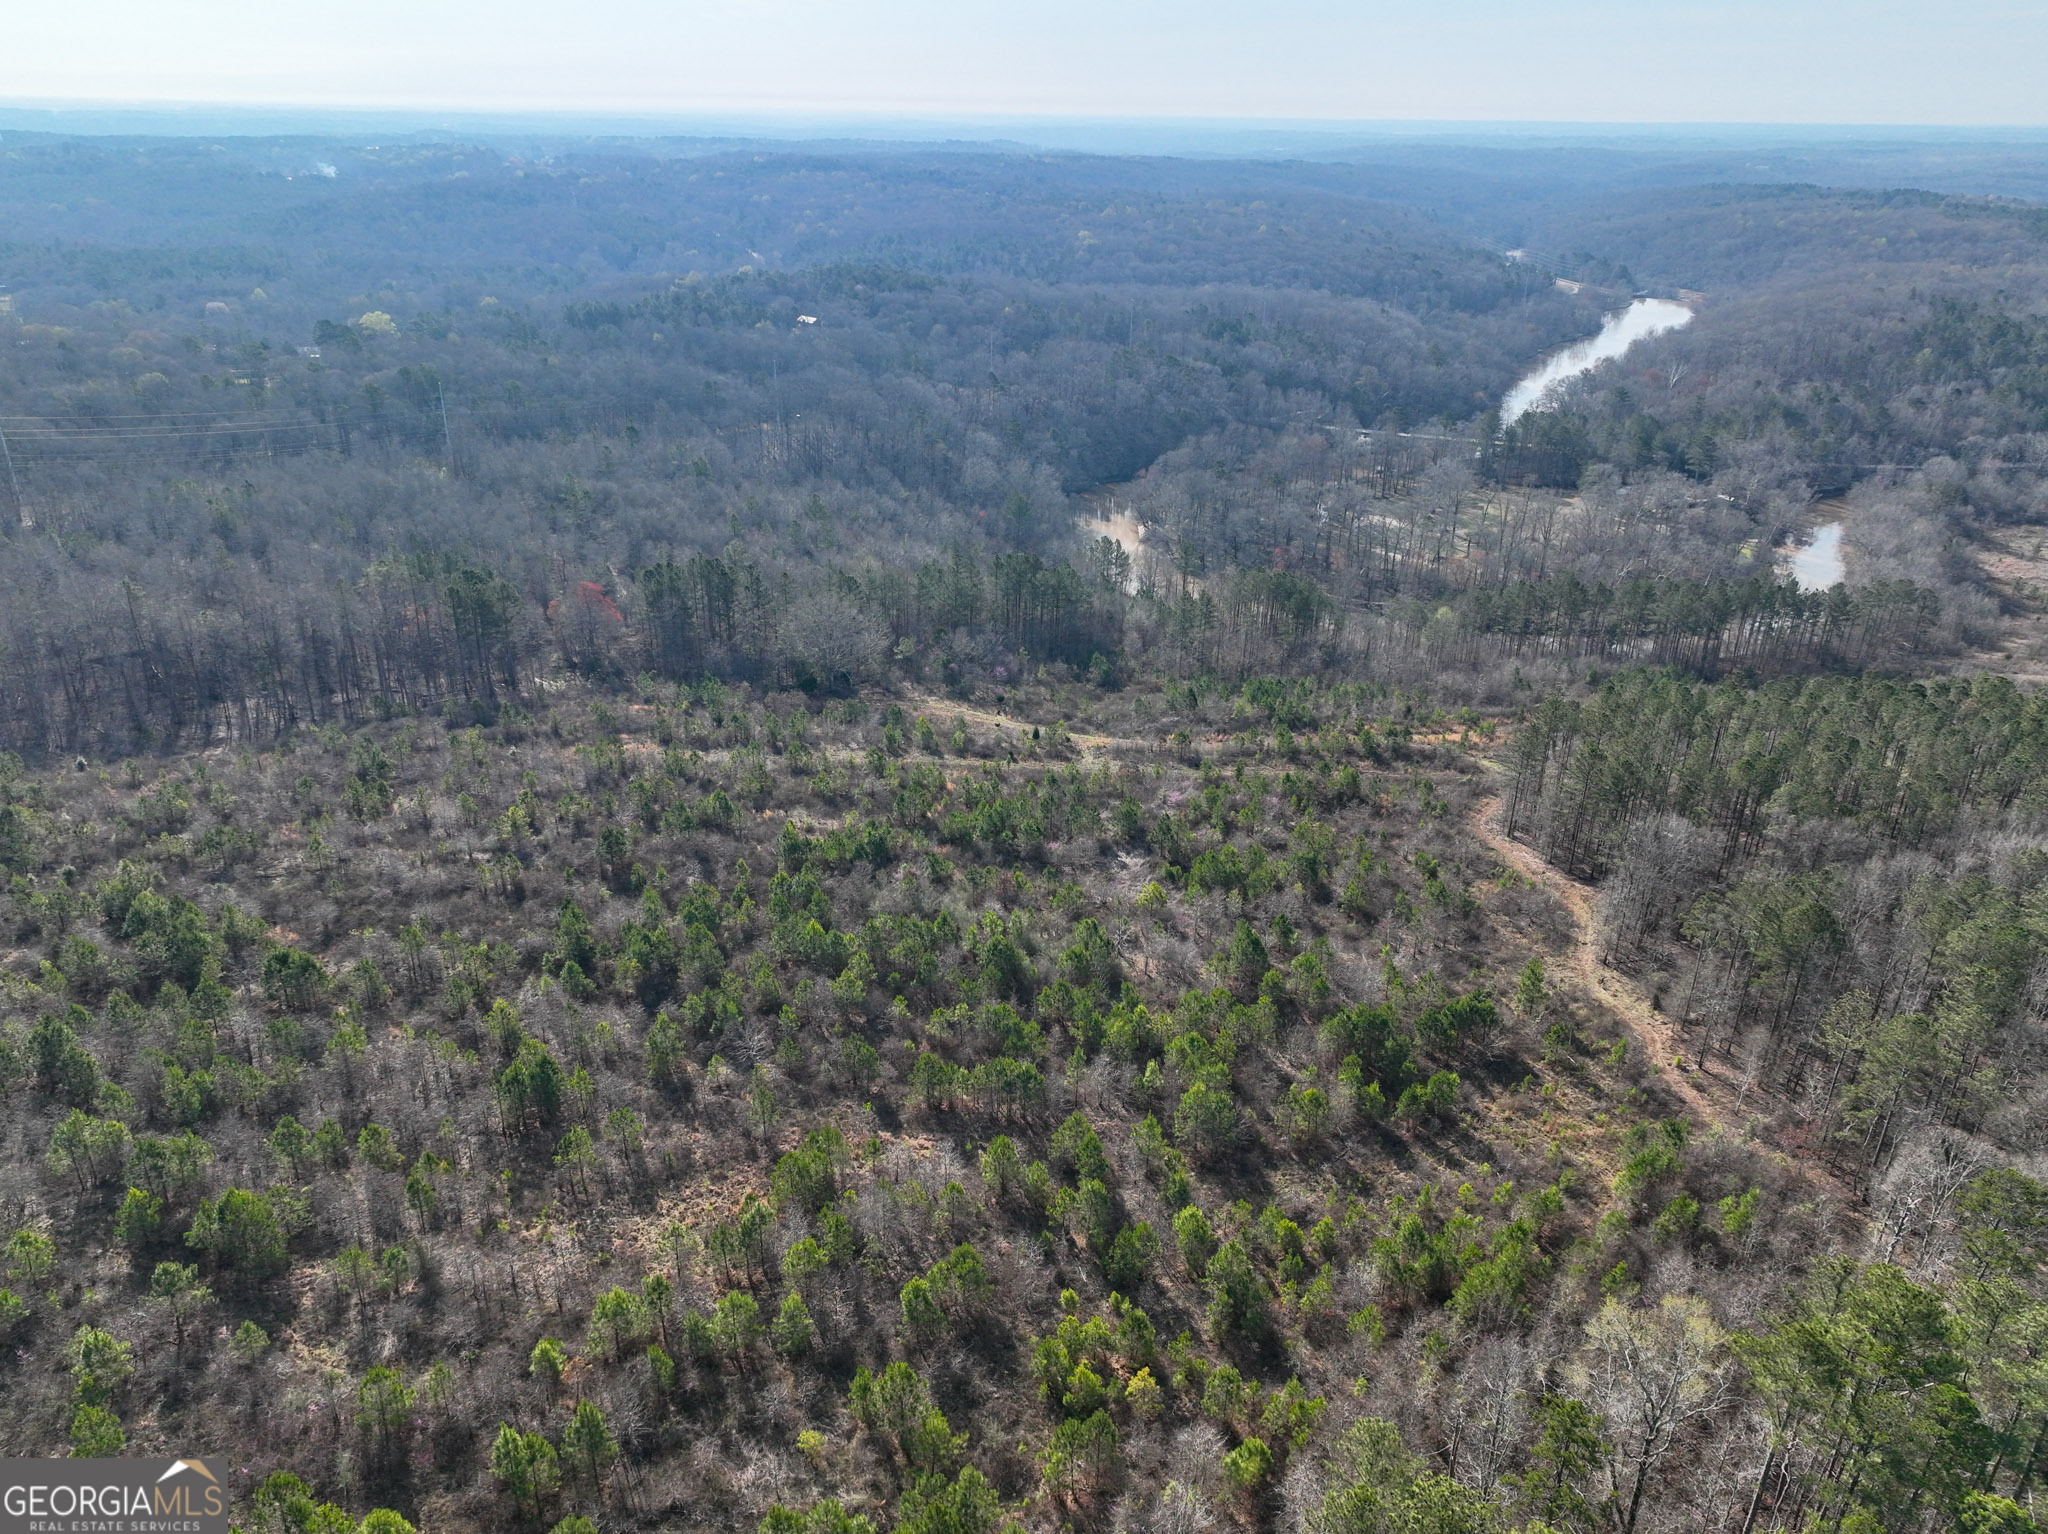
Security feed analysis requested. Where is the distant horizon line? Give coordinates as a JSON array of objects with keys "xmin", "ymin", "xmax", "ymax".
[{"xmin": 2, "ymin": 98, "xmax": 2047, "ymax": 143}]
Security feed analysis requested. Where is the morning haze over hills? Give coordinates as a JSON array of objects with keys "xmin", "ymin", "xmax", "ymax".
[{"xmin": 5, "ymin": 28, "xmax": 2048, "ymax": 1534}]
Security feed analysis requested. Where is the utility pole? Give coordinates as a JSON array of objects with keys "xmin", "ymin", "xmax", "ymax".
[{"xmin": 438, "ymin": 384, "xmax": 454, "ymax": 471}]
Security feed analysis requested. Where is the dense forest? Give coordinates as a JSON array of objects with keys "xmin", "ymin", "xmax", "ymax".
[{"xmin": 4, "ymin": 126, "xmax": 2048, "ymax": 1534}]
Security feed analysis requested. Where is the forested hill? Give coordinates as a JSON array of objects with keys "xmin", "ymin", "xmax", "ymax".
[
  {"xmin": 1494, "ymin": 183, "xmax": 2048, "ymax": 510},
  {"xmin": 8, "ymin": 129, "xmax": 2048, "ymax": 1534},
  {"xmin": 0, "ymin": 138, "xmax": 1589, "ymax": 323},
  {"xmin": 0, "ymin": 132, "xmax": 2041, "ymax": 748},
  {"xmin": 0, "ymin": 136, "xmax": 1603, "ymax": 763},
  {"xmin": 0, "ymin": 137, "xmax": 1600, "ymax": 497},
  {"xmin": 1513, "ymin": 181, "xmax": 2048, "ymax": 290}
]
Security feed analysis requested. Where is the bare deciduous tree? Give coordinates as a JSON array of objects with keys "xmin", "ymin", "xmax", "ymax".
[{"xmin": 1569, "ymin": 1294, "xmax": 1732, "ymax": 1534}]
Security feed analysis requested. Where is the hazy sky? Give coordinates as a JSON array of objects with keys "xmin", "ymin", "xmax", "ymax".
[{"xmin": 4, "ymin": 0, "xmax": 2043, "ymax": 125}]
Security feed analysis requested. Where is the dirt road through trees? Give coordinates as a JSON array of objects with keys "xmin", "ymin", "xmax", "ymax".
[{"xmin": 1472, "ymin": 792, "xmax": 1743, "ymax": 1134}]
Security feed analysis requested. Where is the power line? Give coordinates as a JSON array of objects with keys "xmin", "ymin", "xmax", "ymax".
[
  {"xmin": 0, "ymin": 407, "xmax": 317, "ymax": 423},
  {"xmin": 1340, "ymin": 425, "xmax": 2048, "ymax": 477},
  {"xmin": 2, "ymin": 423, "xmax": 329, "ymax": 443},
  {"xmin": 0, "ymin": 402, "xmax": 502, "ymax": 446},
  {"xmin": 2, "ymin": 400, "xmax": 2042, "ymax": 487},
  {"xmin": 0, "ymin": 417, "xmax": 427, "ymax": 468},
  {"xmin": 0, "ymin": 420, "xmax": 22, "ymax": 519}
]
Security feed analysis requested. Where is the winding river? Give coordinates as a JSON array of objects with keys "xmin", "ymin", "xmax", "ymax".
[
  {"xmin": 1501, "ymin": 297, "xmax": 1695, "ymax": 425},
  {"xmin": 1786, "ymin": 522, "xmax": 1846, "ymax": 590},
  {"xmin": 1075, "ymin": 297, "xmax": 1704, "ymax": 566}
]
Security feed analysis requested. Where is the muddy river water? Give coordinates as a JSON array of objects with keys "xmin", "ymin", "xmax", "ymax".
[{"xmin": 1501, "ymin": 298, "xmax": 1694, "ymax": 426}]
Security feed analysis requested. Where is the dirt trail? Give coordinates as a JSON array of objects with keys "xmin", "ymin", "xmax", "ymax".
[
  {"xmin": 1471, "ymin": 793, "xmax": 1742, "ymax": 1134},
  {"xmin": 902, "ymin": 695, "xmax": 1126, "ymax": 761}
]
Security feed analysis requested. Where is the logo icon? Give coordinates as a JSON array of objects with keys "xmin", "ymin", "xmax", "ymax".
[{"xmin": 158, "ymin": 1459, "xmax": 221, "ymax": 1485}]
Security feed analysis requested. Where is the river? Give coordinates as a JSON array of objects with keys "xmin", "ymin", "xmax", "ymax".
[
  {"xmin": 1077, "ymin": 501, "xmax": 1147, "ymax": 593},
  {"xmin": 1501, "ymin": 298, "xmax": 1695, "ymax": 426},
  {"xmin": 1786, "ymin": 522, "xmax": 1846, "ymax": 590},
  {"xmin": 1073, "ymin": 297, "xmax": 1701, "ymax": 571}
]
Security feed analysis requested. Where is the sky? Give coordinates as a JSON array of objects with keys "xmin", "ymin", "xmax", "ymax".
[{"xmin": 2, "ymin": 0, "xmax": 2044, "ymax": 126}]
